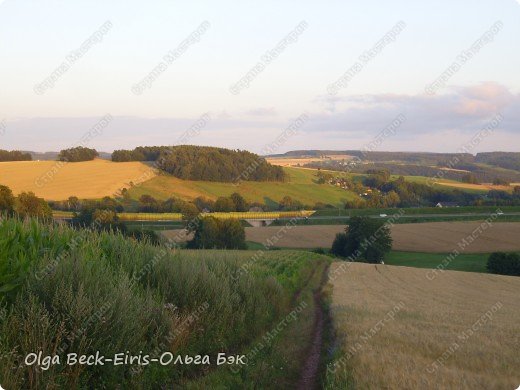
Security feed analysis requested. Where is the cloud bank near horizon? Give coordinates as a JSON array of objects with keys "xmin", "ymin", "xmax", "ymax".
[{"xmin": 2, "ymin": 82, "xmax": 519, "ymax": 154}]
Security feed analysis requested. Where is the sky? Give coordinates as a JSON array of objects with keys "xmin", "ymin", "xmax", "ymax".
[{"xmin": 0, "ymin": 0, "xmax": 519, "ymax": 154}]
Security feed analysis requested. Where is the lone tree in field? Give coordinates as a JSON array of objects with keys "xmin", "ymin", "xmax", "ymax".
[
  {"xmin": 331, "ymin": 216, "xmax": 392, "ymax": 263},
  {"xmin": 58, "ymin": 147, "xmax": 99, "ymax": 162},
  {"xmin": 0, "ymin": 185, "xmax": 15, "ymax": 214}
]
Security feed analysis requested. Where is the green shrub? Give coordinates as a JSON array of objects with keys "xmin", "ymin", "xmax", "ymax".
[{"xmin": 487, "ymin": 252, "xmax": 520, "ymax": 276}]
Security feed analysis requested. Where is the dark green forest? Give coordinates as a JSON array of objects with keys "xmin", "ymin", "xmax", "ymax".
[
  {"xmin": 112, "ymin": 145, "xmax": 286, "ymax": 182},
  {"xmin": 0, "ymin": 150, "xmax": 32, "ymax": 162}
]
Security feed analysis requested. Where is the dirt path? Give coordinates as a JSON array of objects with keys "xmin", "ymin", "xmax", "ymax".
[{"xmin": 297, "ymin": 264, "xmax": 329, "ymax": 390}]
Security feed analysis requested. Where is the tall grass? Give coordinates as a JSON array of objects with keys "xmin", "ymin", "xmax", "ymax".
[{"xmin": 0, "ymin": 218, "xmax": 326, "ymax": 388}]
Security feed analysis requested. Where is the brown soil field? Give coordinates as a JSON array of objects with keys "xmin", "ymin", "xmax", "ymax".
[
  {"xmin": 0, "ymin": 159, "xmax": 156, "ymax": 200},
  {"xmin": 242, "ymin": 221, "xmax": 520, "ymax": 253},
  {"xmin": 326, "ymin": 262, "xmax": 520, "ymax": 389}
]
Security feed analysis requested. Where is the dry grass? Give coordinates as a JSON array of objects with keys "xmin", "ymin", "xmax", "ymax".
[
  {"xmin": 0, "ymin": 159, "xmax": 156, "ymax": 200},
  {"xmin": 266, "ymin": 155, "xmax": 354, "ymax": 167},
  {"xmin": 327, "ymin": 262, "xmax": 520, "ymax": 389},
  {"xmin": 436, "ymin": 181, "xmax": 511, "ymax": 192},
  {"xmin": 243, "ymin": 222, "xmax": 520, "ymax": 253}
]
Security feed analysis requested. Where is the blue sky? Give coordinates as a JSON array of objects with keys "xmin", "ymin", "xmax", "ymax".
[{"xmin": 0, "ymin": 0, "xmax": 519, "ymax": 153}]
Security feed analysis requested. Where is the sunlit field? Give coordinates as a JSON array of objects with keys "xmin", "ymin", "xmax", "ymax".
[{"xmin": 326, "ymin": 262, "xmax": 520, "ymax": 389}]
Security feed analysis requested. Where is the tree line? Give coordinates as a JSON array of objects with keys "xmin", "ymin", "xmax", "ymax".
[
  {"xmin": 113, "ymin": 145, "xmax": 286, "ymax": 182},
  {"xmin": 0, "ymin": 150, "xmax": 32, "ymax": 162}
]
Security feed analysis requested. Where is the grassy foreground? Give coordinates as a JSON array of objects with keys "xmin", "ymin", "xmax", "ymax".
[{"xmin": 0, "ymin": 218, "xmax": 329, "ymax": 389}]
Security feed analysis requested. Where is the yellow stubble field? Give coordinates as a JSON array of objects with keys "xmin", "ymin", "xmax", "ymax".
[
  {"xmin": 0, "ymin": 159, "xmax": 156, "ymax": 200},
  {"xmin": 326, "ymin": 262, "xmax": 520, "ymax": 389}
]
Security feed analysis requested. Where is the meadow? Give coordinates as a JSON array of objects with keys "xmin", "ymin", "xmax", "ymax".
[
  {"xmin": 326, "ymin": 262, "xmax": 520, "ymax": 389},
  {"xmin": 129, "ymin": 166, "xmax": 357, "ymax": 207},
  {"xmin": 0, "ymin": 218, "xmax": 329, "ymax": 389}
]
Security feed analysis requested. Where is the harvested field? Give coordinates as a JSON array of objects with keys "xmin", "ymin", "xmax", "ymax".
[
  {"xmin": 326, "ymin": 262, "xmax": 520, "ymax": 389},
  {"xmin": 242, "ymin": 221, "xmax": 520, "ymax": 253},
  {"xmin": 0, "ymin": 159, "xmax": 156, "ymax": 200},
  {"xmin": 391, "ymin": 221, "xmax": 520, "ymax": 253},
  {"xmin": 266, "ymin": 155, "xmax": 353, "ymax": 167}
]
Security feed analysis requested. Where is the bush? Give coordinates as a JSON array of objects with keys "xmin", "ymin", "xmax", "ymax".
[
  {"xmin": 58, "ymin": 147, "xmax": 98, "ymax": 162},
  {"xmin": 188, "ymin": 217, "xmax": 246, "ymax": 249},
  {"xmin": 487, "ymin": 252, "xmax": 520, "ymax": 276},
  {"xmin": 331, "ymin": 216, "xmax": 392, "ymax": 263},
  {"xmin": 15, "ymin": 192, "xmax": 52, "ymax": 219}
]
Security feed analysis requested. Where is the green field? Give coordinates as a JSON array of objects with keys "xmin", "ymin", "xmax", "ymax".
[
  {"xmin": 129, "ymin": 167, "xmax": 359, "ymax": 207},
  {"xmin": 385, "ymin": 251, "xmax": 489, "ymax": 273}
]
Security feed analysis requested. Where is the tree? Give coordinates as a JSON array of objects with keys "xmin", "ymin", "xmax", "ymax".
[
  {"xmin": 138, "ymin": 195, "xmax": 160, "ymax": 212},
  {"xmin": 214, "ymin": 197, "xmax": 235, "ymax": 212},
  {"xmin": 487, "ymin": 252, "xmax": 520, "ymax": 276},
  {"xmin": 15, "ymin": 192, "xmax": 52, "ymax": 219},
  {"xmin": 188, "ymin": 217, "xmax": 246, "ymax": 249},
  {"xmin": 461, "ymin": 173, "xmax": 479, "ymax": 184},
  {"xmin": 330, "ymin": 216, "xmax": 392, "ymax": 263},
  {"xmin": 0, "ymin": 185, "xmax": 15, "ymax": 214},
  {"xmin": 492, "ymin": 178, "xmax": 510, "ymax": 186},
  {"xmin": 58, "ymin": 147, "xmax": 99, "ymax": 162},
  {"xmin": 67, "ymin": 196, "xmax": 80, "ymax": 211},
  {"xmin": 230, "ymin": 192, "xmax": 248, "ymax": 212},
  {"xmin": 279, "ymin": 196, "xmax": 303, "ymax": 211}
]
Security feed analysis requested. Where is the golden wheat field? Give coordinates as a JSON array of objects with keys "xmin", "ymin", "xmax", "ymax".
[
  {"xmin": 0, "ymin": 159, "xmax": 156, "ymax": 200},
  {"xmin": 326, "ymin": 262, "xmax": 520, "ymax": 389},
  {"xmin": 242, "ymin": 222, "xmax": 520, "ymax": 252}
]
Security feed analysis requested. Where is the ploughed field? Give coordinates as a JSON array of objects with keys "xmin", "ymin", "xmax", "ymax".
[
  {"xmin": 241, "ymin": 221, "xmax": 520, "ymax": 253},
  {"xmin": 325, "ymin": 262, "xmax": 520, "ymax": 389}
]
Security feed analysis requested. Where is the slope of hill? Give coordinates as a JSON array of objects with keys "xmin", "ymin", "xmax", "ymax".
[
  {"xmin": 0, "ymin": 159, "xmax": 155, "ymax": 200},
  {"xmin": 129, "ymin": 166, "xmax": 357, "ymax": 207}
]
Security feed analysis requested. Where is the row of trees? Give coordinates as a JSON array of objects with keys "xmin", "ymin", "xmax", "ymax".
[
  {"xmin": 58, "ymin": 147, "xmax": 99, "ymax": 162},
  {"xmin": 0, "ymin": 150, "xmax": 32, "ymax": 162},
  {"xmin": 0, "ymin": 185, "xmax": 52, "ymax": 218}
]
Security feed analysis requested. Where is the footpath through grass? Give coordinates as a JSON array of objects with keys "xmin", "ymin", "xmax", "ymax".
[{"xmin": 0, "ymin": 218, "xmax": 329, "ymax": 389}]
